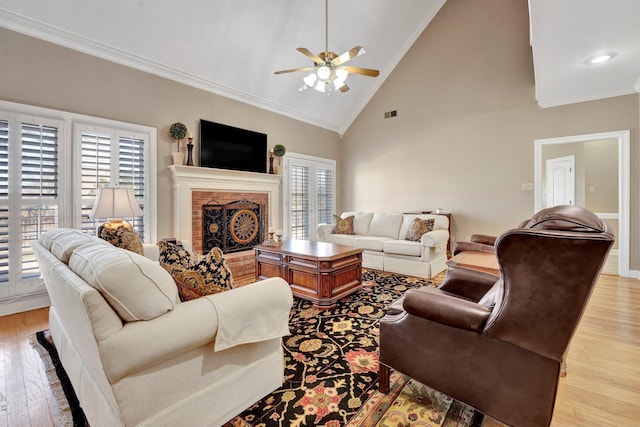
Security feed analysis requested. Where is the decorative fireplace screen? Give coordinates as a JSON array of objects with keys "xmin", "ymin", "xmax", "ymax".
[{"xmin": 202, "ymin": 199, "xmax": 263, "ymax": 253}]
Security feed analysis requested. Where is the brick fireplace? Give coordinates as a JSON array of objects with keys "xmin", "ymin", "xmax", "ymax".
[
  {"xmin": 192, "ymin": 191, "xmax": 268, "ymax": 254},
  {"xmin": 169, "ymin": 165, "xmax": 282, "ymax": 277}
]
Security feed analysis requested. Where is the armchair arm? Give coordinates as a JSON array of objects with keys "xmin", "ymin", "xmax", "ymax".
[
  {"xmin": 438, "ymin": 264, "xmax": 499, "ymax": 301},
  {"xmin": 403, "ymin": 287, "xmax": 491, "ymax": 332},
  {"xmin": 452, "ymin": 241, "xmax": 495, "ymax": 255},
  {"xmin": 420, "ymin": 229, "xmax": 449, "ymax": 248},
  {"xmin": 99, "ymin": 277, "xmax": 293, "ymax": 383},
  {"xmin": 317, "ymin": 223, "xmax": 335, "ymax": 241},
  {"xmin": 470, "ymin": 234, "xmax": 497, "ymax": 246}
]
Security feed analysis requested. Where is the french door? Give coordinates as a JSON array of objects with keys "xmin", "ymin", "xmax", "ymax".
[{"xmin": 283, "ymin": 153, "xmax": 335, "ymax": 241}]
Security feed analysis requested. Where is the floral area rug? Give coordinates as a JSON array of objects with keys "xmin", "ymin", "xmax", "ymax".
[
  {"xmin": 225, "ymin": 270, "xmax": 483, "ymax": 427},
  {"xmin": 30, "ymin": 330, "xmax": 89, "ymax": 427},
  {"xmin": 30, "ymin": 270, "xmax": 483, "ymax": 427}
]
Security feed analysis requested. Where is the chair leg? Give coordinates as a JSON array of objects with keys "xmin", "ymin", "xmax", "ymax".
[{"xmin": 379, "ymin": 363, "xmax": 390, "ymax": 393}]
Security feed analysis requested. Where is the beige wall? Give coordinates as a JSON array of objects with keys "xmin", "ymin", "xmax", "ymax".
[
  {"xmin": 342, "ymin": 0, "xmax": 639, "ymax": 268},
  {"xmin": 0, "ymin": 27, "xmax": 341, "ymax": 240},
  {"xmin": 584, "ymin": 140, "xmax": 618, "ymax": 213}
]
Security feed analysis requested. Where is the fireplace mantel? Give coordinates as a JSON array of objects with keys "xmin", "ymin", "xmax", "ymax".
[{"xmin": 168, "ymin": 165, "xmax": 282, "ymax": 250}]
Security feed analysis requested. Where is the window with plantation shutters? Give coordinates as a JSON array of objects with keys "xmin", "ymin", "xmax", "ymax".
[
  {"xmin": 317, "ymin": 167, "xmax": 334, "ymax": 227},
  {"xmin": 0, "ymin": 114, "xmax": 62, "ymax": 294},
  {"xmin": 289, "ymin": 164, "xmax": 311, "ymax": 239},
  {"xmin": 0, "ymin": 120, "xmax": 9, "ymax": 283},
  {"xmin": 0, "ymin": 100, "xmax": 156, "ymax": 310},
  {"xmin": 118, "ymin": 136, "xmax": 145, "ymax": 237},
  {"xmin": 283, "ymin": 153, "xmax": 336, "ymax": 241},
  {"xmin": 77, "ymin": 126, "xmax": 147, "ymax": 240},
  {"xmin": 20, "ymin": 122, "xmax": 60, "ymax": 280}
]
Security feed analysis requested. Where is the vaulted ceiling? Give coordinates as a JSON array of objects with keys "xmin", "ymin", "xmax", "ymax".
[{"xmin": 1, "ymin": 0, "xmax": 638, "ymax": 134}]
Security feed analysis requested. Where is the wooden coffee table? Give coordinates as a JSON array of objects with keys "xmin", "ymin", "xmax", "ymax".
[{"xmin": 254, "ymin": 240, "xmax": 363, "ymax": 308}]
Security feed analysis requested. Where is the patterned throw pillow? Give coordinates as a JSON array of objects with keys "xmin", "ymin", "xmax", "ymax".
[
  {"xmin": 100, "ymin": 226, "xmax": 144, "ymax": 255},
  {"xmin": 405, "ymin": 218, "xmax": 435, "ymax": 241},
  {"xmin": 158, "ymin": 241, "xmax": 235, "ymax": 301},
  {"xmin": 331, "ymin": 214, "xmax": 355, "ymax": 235}
]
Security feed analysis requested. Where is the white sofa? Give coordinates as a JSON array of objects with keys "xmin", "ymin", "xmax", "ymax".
[
  {"xmin": 317, "ymin": 212, "xmax": 450, "ymax": 279},
  {"xmin": 32, "ymin": 228, "xmax": 293, "ymax": 427}
]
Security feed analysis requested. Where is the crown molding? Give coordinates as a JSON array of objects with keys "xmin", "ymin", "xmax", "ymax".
[
  {"xmin": 536, "ymin": 87, "xmax": 639, "ymax": 108},
  {"xmin": 633, "ymin": 76, "xmax": 640, "ymax": 93}
]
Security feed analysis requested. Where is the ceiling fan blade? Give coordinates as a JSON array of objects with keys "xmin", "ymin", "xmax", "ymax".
[
  {"xmin": 342, "ymin": 66, "xmax": 380, "ymax": 77},
  {"xmin": 274, "ymin": 67, "xmax": 314, "ymax": 75},
  {"xmin": 339, "ymin": 84, "xmax": 350, "ymax": 93},
  {"xmin": 331, "ymin": 46, "xmax": 365, "ymax": 66},
  {"xmin": 297, "ymin": 47, "xmax": 325, "ymax": 65}
]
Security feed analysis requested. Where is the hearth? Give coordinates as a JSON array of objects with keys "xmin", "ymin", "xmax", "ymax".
[{"xmin": 202, "ymin": 199, "xmax": 263, "ymax": 253}]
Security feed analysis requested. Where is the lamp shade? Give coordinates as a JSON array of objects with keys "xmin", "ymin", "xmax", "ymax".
[{"xmin": 90, "ymin": 187, "xmax": 143, "ymax": 219}]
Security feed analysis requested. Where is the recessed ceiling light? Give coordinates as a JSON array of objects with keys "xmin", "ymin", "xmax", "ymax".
[{"xmin": 586, "ymin": 53, "xmax": 616, "ymax": 65}]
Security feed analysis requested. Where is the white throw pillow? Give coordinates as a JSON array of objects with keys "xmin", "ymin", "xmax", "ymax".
[
  {"xmin": 69, "ymin": 243, "xmax": 179, "ymax": 322},
  {"xmin": 342, "ymin": 212, "xmax": 374, "ymax": 236},
  {"xmin": 45, "ymin": 229, "xmax": 107, "ymax": 263}
]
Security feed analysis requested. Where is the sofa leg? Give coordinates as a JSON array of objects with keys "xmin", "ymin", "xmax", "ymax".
[{"xmin": 379, "ymin": 363, "xmax": 391, "ymax": 393}]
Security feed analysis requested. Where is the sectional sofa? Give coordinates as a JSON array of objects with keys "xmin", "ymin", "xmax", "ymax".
[{"xmin": 317, "ymin": 211, "xmax": 450, "ymax": 279}]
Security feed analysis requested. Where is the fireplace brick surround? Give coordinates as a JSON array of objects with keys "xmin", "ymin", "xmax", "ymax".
[
  {"xmin": 169, "ymin": 165, "xmax": 282, "ymax": 278},
  {"xmin": 191, "ymin": 191, "xmax": 269, "ymax": 254}
]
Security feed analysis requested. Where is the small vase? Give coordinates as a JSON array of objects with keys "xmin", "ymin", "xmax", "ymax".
[
  {"xmin": 186, "ymin": 142, "xmax": 194, "ymax": 166},
  {"xmin": 172, "ymin": 152, "xmax": 185, "ymax": 165}
]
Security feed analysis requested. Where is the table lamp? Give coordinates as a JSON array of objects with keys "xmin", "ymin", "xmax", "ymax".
[{"xmin": 90, "ymin": 187, "xmax": 143, "ymax": 231}]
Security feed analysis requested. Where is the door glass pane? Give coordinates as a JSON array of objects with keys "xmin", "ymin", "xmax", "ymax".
[
  {"xmin": 290, "ymin": 164, "xmax": 310, "ymax": 239},
  {"xmin": 317, "ymin": 167, "xmax": 334, "ymax": 226},
  {"xmin": 21, "ymin": 205, "xmax": 58, "ymax": 279},
  {"xmin": 0, "ymin": 206, "xmax": 8, "ymax": 283}
]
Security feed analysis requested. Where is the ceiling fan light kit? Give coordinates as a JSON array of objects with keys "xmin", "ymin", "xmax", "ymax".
[{"xmin": 275, "ymin": 0, "xmax": 379, "ymax": 93}]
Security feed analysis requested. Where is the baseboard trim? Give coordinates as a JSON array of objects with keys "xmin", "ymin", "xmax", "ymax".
[{"xmin": 0, "ymin": 291, "xmax": 51, "ymax": 316}]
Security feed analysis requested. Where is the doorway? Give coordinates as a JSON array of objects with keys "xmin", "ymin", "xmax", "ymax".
[{"xmin": 534, "ymin": 130, "xmax": 630, "ymax": 277}]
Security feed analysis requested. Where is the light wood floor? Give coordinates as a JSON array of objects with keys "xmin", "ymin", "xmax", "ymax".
[{"xmin": 0, "ymin": 274, "xmax": 638, "ymax": 427}]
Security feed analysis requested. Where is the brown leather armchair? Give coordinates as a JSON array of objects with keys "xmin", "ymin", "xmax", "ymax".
[
  {"xmin": 452, "ymin": 233, "xmax": 497, "ymax": 255},
  {"xmin": 378, "ymin": 205, "xmax": 614, "ymax": 427}
]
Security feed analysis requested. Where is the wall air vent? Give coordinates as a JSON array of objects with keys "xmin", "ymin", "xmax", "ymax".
[{"xmin": 384, "ymin": 110, "xmax": 397, "ymax": 119}]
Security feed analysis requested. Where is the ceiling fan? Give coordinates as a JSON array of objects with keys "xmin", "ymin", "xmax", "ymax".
[{"xmin": 274, "ymin": 0, "xmax": 380, "ymax": 93}]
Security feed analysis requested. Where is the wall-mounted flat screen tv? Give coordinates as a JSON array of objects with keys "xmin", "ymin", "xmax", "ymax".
[{"xmin": 199, "ymin": 119, "xmax": 267, "ymax": 173}]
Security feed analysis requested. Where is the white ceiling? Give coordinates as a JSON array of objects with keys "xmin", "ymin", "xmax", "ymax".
[
  {"xmin": 1, "ymin": 0, "xmax": 639, "ymax": 134},
  {"xmin": 529, "ymin": 0, "xmax": 640, "ymax": 107}
]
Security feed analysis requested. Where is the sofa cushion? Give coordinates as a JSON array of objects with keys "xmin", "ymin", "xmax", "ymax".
[
  {"xmin": 405, "ymin": 218, "xmax": 435, "ymax": 241},
  {"xmin": 159, "ymin": 241, "xmax": 235, "ymax": 301},
  {"xmin": 100, "ymin": 226, "xmax": 144, "ymax": 255},
  {"xmin": 383, "ymin": 240, "xmax": 422, "ymax": 257},
  {"xmin": 352, "ymin": 236, "xmax": 390, "ymax": 252},
  {"xmin": 69, "ymin": 243, "xmax": 179, "ymax": 322},
  {"xmin": 342, "ymin": 212, "xmax": 374, "ymax": 235},
  {"xmin": 41, "ymin": 228, "xmax": 108, "ymax": 264},
  {"xmin": 368, "ymin": 213, "xmax": 403, "ymax": 239},
  {"xmin": 332, "ymin": 215, "xmax": 354, "ymax": 235}
]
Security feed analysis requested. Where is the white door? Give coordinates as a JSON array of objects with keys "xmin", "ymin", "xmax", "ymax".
[
  {"xmin": 546, "ymin": 155, "xmax": 575, "ymax": 207},
  {"xmin": 283, "ymin": 153, "xmax": 336, "ymax": 241}
]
